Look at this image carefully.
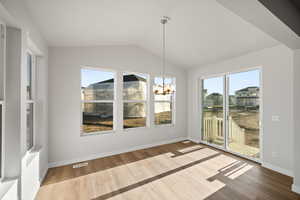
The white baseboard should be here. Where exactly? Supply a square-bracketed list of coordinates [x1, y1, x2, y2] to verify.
[292, 184, 300, 194]
[39, 167, 48, 185]
[188, 137, 200, 143]
[262, 162, 293, 177]
[48, 137, 188, 168]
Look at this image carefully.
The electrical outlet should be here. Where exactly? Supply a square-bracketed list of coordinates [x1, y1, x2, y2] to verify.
[272, 151, 278, 158]
[272, 115, 280, 121]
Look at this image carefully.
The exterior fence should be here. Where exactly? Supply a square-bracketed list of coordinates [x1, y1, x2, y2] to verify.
[203, 116, 245, 144]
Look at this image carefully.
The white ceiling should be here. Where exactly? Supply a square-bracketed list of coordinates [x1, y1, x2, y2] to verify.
[25, 0, 279, 68]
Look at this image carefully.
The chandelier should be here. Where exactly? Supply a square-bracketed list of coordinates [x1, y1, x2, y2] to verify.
[154, 16, 174, 96]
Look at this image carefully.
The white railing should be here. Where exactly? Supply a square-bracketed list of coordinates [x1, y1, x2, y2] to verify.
[203, 116, 245, 144]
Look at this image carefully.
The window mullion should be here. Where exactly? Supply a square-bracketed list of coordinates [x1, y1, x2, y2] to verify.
[123, 100, 146, 103]
[116, 71, 123, 131]
[83, 100, 113, 103]
[149, 76, 154, 127]
[154, 100, 172, 103]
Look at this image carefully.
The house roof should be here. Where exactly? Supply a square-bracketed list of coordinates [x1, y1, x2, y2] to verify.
[236, 86, 259, 93]
[91, 74, 146, 86]
[207, 93, 222, 97]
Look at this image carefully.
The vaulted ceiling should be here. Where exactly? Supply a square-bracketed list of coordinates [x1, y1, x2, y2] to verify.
[258, 0, 300, 37]
[25, 0, 279, 68]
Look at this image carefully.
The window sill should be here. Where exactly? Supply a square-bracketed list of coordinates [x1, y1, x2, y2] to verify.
[23, 145, 42, 167]
[0, 178, 18, 200]
[81, 130, 116, 137]
[154, 124, 175, 128]
[123, 126, 148, 132]
[80, 124, 175, 137]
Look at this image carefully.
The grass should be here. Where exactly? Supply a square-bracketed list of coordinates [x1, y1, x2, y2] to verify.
[82, 111, 172, 134]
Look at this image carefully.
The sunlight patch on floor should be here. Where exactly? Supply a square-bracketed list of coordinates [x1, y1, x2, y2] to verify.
[37, 144, 255, 200]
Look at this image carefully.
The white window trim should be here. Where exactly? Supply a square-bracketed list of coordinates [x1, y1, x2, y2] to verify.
[26, 50, 36, 152]
[123, 72, 149, 130]
[80, 67, 116, 136]
[0, 101, 3, 179]
[0, 21, 6, 181]
[79, 69, 178, 136]
[153, 77, 176, 126]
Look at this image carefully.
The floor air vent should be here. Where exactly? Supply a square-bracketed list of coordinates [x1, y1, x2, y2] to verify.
[73, 162, 88, 169]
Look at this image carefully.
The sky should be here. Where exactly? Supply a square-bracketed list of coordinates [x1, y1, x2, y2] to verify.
[203, 69, 260, 95]
[82, 69, 258, 92]
[81, 69, 114, 87]
[81, 68, 174, 87]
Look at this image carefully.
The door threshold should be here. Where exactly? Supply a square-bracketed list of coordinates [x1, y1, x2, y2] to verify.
[199, 141, 261, 164]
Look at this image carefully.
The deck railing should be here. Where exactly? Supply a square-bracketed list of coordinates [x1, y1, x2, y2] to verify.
[203, 116, 245, 144]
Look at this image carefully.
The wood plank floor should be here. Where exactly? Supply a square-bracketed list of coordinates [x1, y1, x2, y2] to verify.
[36, 141, 300, 200]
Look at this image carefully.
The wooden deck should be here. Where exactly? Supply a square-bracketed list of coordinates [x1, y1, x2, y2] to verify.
[36, 141, 300, 200]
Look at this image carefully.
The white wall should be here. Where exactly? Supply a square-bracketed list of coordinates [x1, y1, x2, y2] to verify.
[188, 45, 294, 175]
[4, 27, 22, 179]
[48, 45, 187, 166]
[293, 49, 300, 193]
[0, 0, 48, 199]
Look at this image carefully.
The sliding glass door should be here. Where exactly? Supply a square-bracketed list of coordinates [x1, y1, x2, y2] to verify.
[227, 70, 260, 159]
[202, 76, 224, 147]
[201, 69, 261, 161]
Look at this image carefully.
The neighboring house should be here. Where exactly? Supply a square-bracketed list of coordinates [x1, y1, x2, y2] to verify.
[82, 74, 172, 118]
[204, 93, 223, 107]
[203, 87, 258, 107]
[229, 95, 236, 105]
[235, 86, 259, 107]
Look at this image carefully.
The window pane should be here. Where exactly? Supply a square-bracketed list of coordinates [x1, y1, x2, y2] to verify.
[81, 69, 114, 101]
[82, 102, 113, 134]
[26, 103, 34, 150]
[123, 73, 147, 100]
[123, 102, 146, 128]
[155, 102, 172, 125]
[228, 70, 260, 159]
[154, 77, 175, 101]
[26, 54, 32, 100]
[202, 76, 224, 147]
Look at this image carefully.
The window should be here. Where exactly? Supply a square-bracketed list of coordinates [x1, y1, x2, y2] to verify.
[81, 68, 115, 134]
[153, 77, 176, 125]
[123, 73, 148, 129]
[26, 52, 35, 151]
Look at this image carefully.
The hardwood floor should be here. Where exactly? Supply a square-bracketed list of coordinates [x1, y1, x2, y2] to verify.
[36, 141, 300, 200]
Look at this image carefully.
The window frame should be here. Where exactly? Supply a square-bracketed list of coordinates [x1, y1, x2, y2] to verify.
[26, 50, 36, 152]
[0, 22, 5, 179]
[122, 71, 149, 130]
[0, 100, 3, 180]
[80, 67, 116, 136]
[153, 76, 176, 127]
[199, 67, 262, 163]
